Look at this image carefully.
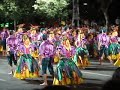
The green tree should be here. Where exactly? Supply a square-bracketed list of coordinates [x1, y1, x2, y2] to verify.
[16, 0, 35, 23]
[0, 0, 20, 30]
[34, 0, 69, 25]
[0, 0, 35, 29]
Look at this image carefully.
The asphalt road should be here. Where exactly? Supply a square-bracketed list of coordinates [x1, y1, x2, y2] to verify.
[0, 56, 117, 90]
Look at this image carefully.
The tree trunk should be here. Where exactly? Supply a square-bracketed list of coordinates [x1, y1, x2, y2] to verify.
[14, 20, 16, 31]
[103, 10, 109, 30]
[77, 0, 79, 27]
[72, 0, 75, 27]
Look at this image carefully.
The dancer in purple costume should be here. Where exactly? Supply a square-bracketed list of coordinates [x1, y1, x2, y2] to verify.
[74, 29, 90, 68]
[53, 35, 83, 85]
[14, 34, 39, 79]
[15, 25, 24, 47]
[0, 27, 9, 56]
[6, 30, 18, 75]
[97, 28, 111, 65]
[39, 34, 54, 85]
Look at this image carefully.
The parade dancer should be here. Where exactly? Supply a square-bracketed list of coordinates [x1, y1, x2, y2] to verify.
[47, 30, 58, 64]
[39, 34, 54, 85]
[87, 30, 94, 58]
[53, 36, 83, 85]
[114, 48, 120, 67]
[53, 29, 62, 63]
[108, 27, 120, 67]
[6, 31, 18, 75]
[29, 26, 39, 59]
[15, 24, 24, 47]
[74, 29, 90, 69]
[0, 27, 9, 56]
[93, 34, 99, 58]
[13, 34, 39, 79]
[48, 30, 56, 45]
[54, 29, 62, 47]
[29, 25, 39, 45]
[38, 28, 47, 41]
[0, 34, 3, 52]
[37, 28, 47, 46]
[108, 29, 119, 61]
[97, 27, 111, 65]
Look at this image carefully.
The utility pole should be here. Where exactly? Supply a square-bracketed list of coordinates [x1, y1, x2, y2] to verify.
[72, 0, 80, 27]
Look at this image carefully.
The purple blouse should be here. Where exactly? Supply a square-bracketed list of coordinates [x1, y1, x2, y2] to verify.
[57, 45, 76, 58]
[76, 38, 87, 48]
[1, 30, 9, 40]
[6, 35, 18, 52]
[39, 40, 54, 57]
[15, 32, 24, 46]
[97, 33, 110, 48]
[17, 44, 35, 54]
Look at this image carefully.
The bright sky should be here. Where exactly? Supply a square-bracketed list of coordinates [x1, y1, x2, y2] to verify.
[36, 0, 55, 3]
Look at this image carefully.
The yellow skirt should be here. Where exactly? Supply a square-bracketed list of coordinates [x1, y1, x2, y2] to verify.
[13, 67, 39, 80]
[110, 54, 120, 60]
[77, 57, 90, 68]
[114, 60, 120, 67]
[53, 72, 84, 85]
[114, 54, 120, 67]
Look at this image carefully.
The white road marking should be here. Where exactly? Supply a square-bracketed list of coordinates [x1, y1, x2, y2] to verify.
[82, 71, 112, 77]
[0, 78, 6, 81]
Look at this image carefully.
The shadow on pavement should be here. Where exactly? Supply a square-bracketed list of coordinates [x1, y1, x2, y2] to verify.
[33, 84, 102, 90]
[23, 78, 53, 85]
[85, 65, 117, 71]
[23, 77, 103, 90]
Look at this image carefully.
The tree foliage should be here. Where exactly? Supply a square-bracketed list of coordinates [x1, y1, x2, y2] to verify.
[34, 0, 69, 20]
[0, 0, 18, 21]
[0, 0, 35, 23]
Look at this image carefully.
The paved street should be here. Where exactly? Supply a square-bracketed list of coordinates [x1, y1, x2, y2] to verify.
[0, 56, 117, 90]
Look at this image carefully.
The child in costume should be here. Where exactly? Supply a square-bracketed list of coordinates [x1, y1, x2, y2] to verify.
[53, 36, 83, 85]
[74, 29, 90, 68]
[37, 28, 47, 45]
[108, 29, 120, 63]
[6, 30, 18, 75]
[86, 33, 94, 58]
[97, 27, 111, 65]
[108, 27, 120, 67]
[13, 34, 39, 79]
[39, 34, 54, 85]
[0, 33, 3, 52]
[15, 24, 24, 47]
[53, 29, 62, 64]
[54, 29, 62, 47]
[48, 30, 56, 45]
[29, 26, 39, 59]
[93, 33, 99, 58]
[0, 27, 9, 56]
[114, 51, 120, 67]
